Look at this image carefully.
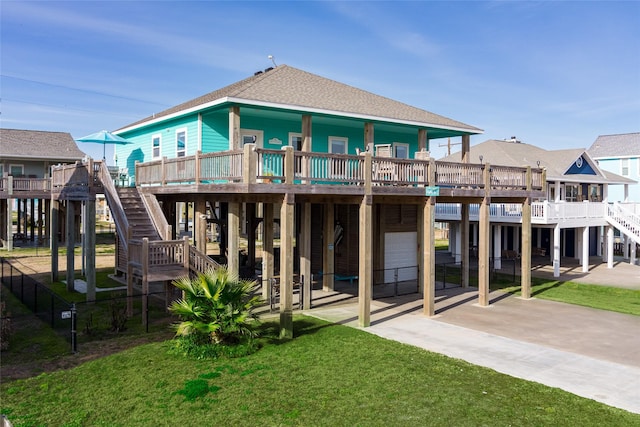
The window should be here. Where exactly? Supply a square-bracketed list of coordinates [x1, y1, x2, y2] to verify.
[589, 184, 600, 202]
[393, 143, 409, 159]
[289, 133, 303, 151]
[565, 184, 579, 202]
[0, 164, 3, 177]
[176, 128, 187, 157]
[152, 134, 161, 159]
[240, 129, 263, 148]
[329, 136, 347, 154]
[9, 164, 24, 177]
[621, 158, 629, 176]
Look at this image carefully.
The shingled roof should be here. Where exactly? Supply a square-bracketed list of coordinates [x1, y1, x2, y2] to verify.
[118, 65, 482, 134]
[440, 139, 634, 184]
[587, 132, 640, 158]
[0, 128, 86, 162]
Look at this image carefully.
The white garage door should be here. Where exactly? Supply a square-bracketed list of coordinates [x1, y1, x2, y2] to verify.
[384, 232, 418, 283]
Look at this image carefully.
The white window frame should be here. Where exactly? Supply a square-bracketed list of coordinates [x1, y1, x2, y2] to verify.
[289, 132, 303, 150]
[239, 129, 264, 148]
[152, 133, 162, 159]
[565, 183, 579, 202]
[328, 136, 348, 154]
[393, 142, 410, 159]
[621, 158, 629, 176]
[176, 128, 187, 158]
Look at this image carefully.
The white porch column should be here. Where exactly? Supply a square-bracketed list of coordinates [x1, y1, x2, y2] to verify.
[631, 242, 637, 266]
[607, 225, 614, 269]
[624, 184, 629, 202]
[448, 222, 456, 258]
[553, 223, 561, 277]
[493, 225, 502, 270]
[554, 181, 561, 202]
[472, 223, 478, 249]
[582, 226, 589, 273]
[575, 229, 582, 261]
[514, 225, 520, 255]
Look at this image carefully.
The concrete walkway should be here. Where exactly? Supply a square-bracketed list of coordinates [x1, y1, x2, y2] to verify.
[306, 288, 640, 414]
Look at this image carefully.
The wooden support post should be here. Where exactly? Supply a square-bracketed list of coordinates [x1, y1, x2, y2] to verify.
[280, 193, 295, 339]
[228, 202, 240, 276]
[243, 143, 257, 184]
[229, 106, 240, 150]
[323, 203, 335, 291]
[247, 202, 257, 271]
[521, 166, 533, 299]
[418, 129, 428, 152]
[358, 152, 373, 327]
[423, 196, 436, 317]
[300, 202, 312, 309]
[85, 199, 96, 303]
[6, 194, 13, 252]
[195, 199, 207, 253]
[51, 199, 59, 282]
[461, 134, 470, 164]
[66, 201, 75, 292]
[301, 115, 312, 183]
[262, 203, 274, 301]
[364, 122, 375, 153]
[478, 164, 491, 306]
[520, 199, 532, 298]
[141, 238, 149, 327]
[461, 203, 470, 288]
[282, 145, 294, 184]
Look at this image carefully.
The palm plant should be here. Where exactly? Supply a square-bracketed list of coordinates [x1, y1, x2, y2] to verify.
[169, 267, 262, 345]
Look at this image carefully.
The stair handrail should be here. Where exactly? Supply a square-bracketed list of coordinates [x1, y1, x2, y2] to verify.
[139, 191, 171, 240]
[606, 202, 640, 243]
[98, 161, 130, 251]
[614, 202, 640, 226]
[188, 245, 220, 277]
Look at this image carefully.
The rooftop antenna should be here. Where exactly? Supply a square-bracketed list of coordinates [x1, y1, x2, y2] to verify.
[268, 55, 277, 67]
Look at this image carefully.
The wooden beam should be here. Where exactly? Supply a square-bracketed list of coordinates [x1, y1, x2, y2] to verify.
[300, 202, 312, 309]
[423, 196, 436, 316]
[279, 193, 295, 339]
[323, 203, 335, 291]
[364, 122, 374, 153]
[358, 153, 373, 327]
[461, 134, 470, 163]
[521, 196, 532, 298]
[478, 164, 491, 306]
[418, 129, 428, 152]
[229, 106, 240, 150]
[262, 203, 274, 301]
[85, 199, 96, 303]
[227, 202, 240, 275]
[461, 203, 470, 288]
[50, 199, 59, 281]
[66, 201, 75, 293]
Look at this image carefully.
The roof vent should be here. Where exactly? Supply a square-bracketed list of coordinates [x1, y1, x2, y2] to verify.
[254, 70, 263, 76]
[264, 67, 274, 73]
[505, 136, 521, 143]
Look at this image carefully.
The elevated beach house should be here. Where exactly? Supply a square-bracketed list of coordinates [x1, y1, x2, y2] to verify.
[34, 65, 544, 337]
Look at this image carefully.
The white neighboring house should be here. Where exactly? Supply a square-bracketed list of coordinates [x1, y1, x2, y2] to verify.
[588, 132, 640, 202]
[438, 138, 639, 273]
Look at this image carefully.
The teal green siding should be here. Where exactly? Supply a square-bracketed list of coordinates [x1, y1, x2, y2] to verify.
[202, 110, 229, 152]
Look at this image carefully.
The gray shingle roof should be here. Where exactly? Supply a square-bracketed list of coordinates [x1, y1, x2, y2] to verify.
[440, 139, 635, 184]
[118, 65, 482, 133]
[0, 128, 86, 161]
[587, 132, 640, 158]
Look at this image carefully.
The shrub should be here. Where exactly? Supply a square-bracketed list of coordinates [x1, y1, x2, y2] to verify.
[169, 266, 263, 348]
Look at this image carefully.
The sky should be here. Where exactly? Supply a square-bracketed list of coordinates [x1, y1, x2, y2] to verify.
[2, 1, 639, 162]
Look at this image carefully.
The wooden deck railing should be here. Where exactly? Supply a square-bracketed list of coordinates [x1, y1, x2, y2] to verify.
[134, 145, 545, 192]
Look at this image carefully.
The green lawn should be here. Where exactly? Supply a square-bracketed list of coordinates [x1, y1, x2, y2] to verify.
[2, 316, 638, 427]
[493, 278, 640, 316]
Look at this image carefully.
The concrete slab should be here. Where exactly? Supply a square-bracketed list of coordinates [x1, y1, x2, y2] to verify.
[307, 290, 640, 414]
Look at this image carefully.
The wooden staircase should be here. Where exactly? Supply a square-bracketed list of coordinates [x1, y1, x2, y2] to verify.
[117, 187, 162, 241]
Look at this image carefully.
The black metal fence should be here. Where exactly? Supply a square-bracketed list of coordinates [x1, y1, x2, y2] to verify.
[1, 257, 177, 355]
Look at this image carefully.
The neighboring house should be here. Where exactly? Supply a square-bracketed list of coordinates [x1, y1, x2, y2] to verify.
[588, 132, 640, 202]
[439, 138, 639, 272]
[0, 128, 87, 248]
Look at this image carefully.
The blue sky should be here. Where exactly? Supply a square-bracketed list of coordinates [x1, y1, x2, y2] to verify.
[2, 1, 639, 161]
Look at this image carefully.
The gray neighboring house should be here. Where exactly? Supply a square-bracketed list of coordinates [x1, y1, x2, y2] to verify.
[0, 128, 87, 177]
[1, 128, 87, 248]
[588, 132, 640, 202]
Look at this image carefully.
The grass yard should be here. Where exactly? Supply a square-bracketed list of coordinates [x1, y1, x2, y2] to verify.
[493, 278, 640, 316]
[1, 316, 638, 427]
